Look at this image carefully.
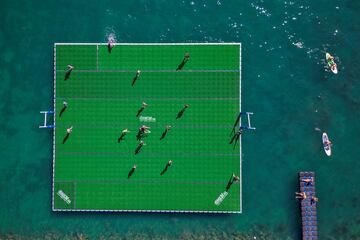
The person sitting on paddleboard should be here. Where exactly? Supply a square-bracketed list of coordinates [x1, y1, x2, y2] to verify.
[330, 62, 337, 71]
[327, 55, 337, 70]
[324, 139, 332, 146]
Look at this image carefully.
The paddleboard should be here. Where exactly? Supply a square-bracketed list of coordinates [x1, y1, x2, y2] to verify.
[326, 53, 338, 74]
[322, 132, 331, 156]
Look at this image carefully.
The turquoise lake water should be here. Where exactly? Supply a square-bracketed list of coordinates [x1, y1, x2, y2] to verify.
[1, 0, 360, 239]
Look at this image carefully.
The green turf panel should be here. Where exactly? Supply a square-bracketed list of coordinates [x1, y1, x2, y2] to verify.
[55, 71, 239, 99]
[74, 181, 240, 211]
[56, 45, 97, 70]
[55, 155, 239, 183]
[98, 44, 239, 70]
[54, 99, 239, 127]
[54, 182, 75, 209]
[55, 126, 238, 153]
[53, 43, 241, 213]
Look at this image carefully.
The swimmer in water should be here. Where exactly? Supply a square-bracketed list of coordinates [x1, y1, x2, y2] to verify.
[327, 54, 337, 71]
[108, 40, 115, 53]
[293, 42, 303, 48]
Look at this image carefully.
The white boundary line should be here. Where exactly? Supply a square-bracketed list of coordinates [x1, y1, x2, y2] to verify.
[52, 42, 242, 214]
[73, 181, 76, 209]
[53, 124, 235, 129]
[52, 44, 57, 211]
[55, 42, 241, 46]
[55, 69, 239, 72]
[96, 44, 99, 71]
[60, 152, 240, 157]
[56, 97, 239, 101]
[239, 43, 242, 213]
[52, 209, 241, 213]
[56, 179, 240, 184]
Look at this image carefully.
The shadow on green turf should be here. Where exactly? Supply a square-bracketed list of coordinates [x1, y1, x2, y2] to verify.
[136, 108, 144, 117]
[135, 145, 144, 154]
[176, 54, 190, 71]
[128, 168, 136, 178]
[131, 75, 139, 86]
[62, 133, 70, 144]
[59, 106, 67, 118]
[176, 109, 185, 119]
[160, 130, 168, 140]
[160, 164, 170, 175]
[64, 71, 72, 81]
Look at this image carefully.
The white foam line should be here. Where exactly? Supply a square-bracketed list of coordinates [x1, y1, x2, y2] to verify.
[52, 44, 57, 211]
[96, 44, 99, 71]
[55, 42, 241, 46]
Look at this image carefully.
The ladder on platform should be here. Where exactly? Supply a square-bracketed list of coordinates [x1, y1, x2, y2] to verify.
[39, 111, 54, 129]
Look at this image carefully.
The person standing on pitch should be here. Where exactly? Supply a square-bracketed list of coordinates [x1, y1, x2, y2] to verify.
[139, 125, 150, 133]
[63, 126, 73, 144]
[107, 40, 115, 53]
[176, 104, 189, 119]
[64, 65, 74, 81]
[176, 52, 190, 71]
[232, 174, 240, 183]
[160, 125, 172, 140]
[132, 70, 141, 86]
[137, 125, 151, 140]
[226, 173, 240, 191]
[59, 101, 68, 117]
[118, 128, 130, 142]
[136, 102, 148, 117]
[136, 128, 142, 141]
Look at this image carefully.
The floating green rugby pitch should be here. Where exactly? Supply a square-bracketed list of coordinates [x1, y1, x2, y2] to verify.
[52, 43, 242, 213]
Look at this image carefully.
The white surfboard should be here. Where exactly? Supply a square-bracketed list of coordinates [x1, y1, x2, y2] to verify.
[322, 132, 331, 156]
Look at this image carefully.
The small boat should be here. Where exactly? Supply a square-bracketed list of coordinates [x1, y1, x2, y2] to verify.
[326, 53, 338, 74]
[322, 132, 332, 156]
